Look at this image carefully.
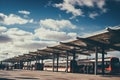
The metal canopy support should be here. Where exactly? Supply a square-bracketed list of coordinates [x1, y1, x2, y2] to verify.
[73, 49, 76, 61]
[41, 59, 43, 64]
[36, 56, 38, 63]
[0, 61, 2, 64]
[38, 60, 41, 63]
[95, 46, 98, 75]
[28, 61, 30, 70]
[102, 47, 105, 75]
[66, 52, 69, 73]
[19, 61, 23, 69]
[56, 54, 59, 72]
[52, 53, 55, 72]
[77, 37, 120, 51]
[71, 48, 76, 73]
[29, 61, 31, 70]
[27, 61, 29, 70]
[23, 62, 25, 70]
[38, 56, 41, 63]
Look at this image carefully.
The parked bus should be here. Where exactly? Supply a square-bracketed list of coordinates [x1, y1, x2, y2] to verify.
[77, 57, 120, 74]
[44, 57, 120, 74]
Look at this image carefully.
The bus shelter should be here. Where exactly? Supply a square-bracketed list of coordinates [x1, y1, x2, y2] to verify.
[1, 27, 120, 75]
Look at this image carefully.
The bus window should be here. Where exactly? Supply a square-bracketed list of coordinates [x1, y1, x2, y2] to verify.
[105, 61, 110, 68]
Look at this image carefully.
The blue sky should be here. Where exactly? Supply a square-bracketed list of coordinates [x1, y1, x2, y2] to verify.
[0, 0, 120, 60]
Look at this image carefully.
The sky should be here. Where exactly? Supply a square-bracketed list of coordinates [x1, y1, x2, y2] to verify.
[0, 0, 120, 60]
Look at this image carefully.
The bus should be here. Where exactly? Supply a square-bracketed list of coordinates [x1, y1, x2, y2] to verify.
[76, 57, 120, 74]
[44, 57, 120, 74]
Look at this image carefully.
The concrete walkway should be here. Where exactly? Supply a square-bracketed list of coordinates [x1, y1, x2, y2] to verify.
[0, 70, 120, 80]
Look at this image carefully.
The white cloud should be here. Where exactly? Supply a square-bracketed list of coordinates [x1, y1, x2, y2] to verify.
[54, 0, 83, 18]
[18, 10, 30, 15]
[0, 18, 78, 60]
[4, 28, 34, 42]
[29, 19, 34, 23]
[89, 13, 99, 19]
[14, 40, 57, 50]
[54, 0, 106, 19]
[0, 35, 12, 43]
[40, 19, 76, 31]
[0, 26, 7, 33]
[0, 27, 59, 60]
[0, 39, 58, 60]
[0, 13, 34, 25]
[0, 26, 12, 43]
[35, 28, 77, 41]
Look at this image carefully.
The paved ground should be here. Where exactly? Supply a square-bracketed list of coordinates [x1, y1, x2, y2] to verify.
[0, 70, 120, 80]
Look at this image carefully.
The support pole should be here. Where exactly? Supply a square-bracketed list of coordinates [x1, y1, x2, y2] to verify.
[29, 61, 31, 70]
[36, 56, 38, 63]
[71, 48, 76, 73]
[73, 50, 76, 61]
[66, 52, 69, 73]
[27, 61, 29, 70]
[23, 62, 25, 70]
[102, 47, 105, 75]
[56, 54, 59, 72]
[38, 60, 40, 63]
[0, 61, 2, 64]
[41, 59, 43, 64]
[52, 53, 55, 72]
[28, 61, 30, 70]
[95, 46, 98, 75]
[19, 61, 21, 69]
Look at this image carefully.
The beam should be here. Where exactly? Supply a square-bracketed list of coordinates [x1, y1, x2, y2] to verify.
[77, 37, 120, 51]
[107, 27, 120, 34]
[48, 46, 90, 56]
[60, 42, 95, 51]
[47, 46, 69, 51]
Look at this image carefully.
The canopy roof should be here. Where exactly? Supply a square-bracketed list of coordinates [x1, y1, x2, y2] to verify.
[2, 26, 120, 62]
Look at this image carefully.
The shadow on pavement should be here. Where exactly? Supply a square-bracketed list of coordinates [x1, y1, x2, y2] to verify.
[15, 77, 39, 79]
[100, 74, 120, 77]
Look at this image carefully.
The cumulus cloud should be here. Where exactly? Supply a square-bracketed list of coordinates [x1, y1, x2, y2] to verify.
[54, 0, 83, 19]
[18, 10, 30, 15]
[0, 13, 4, 22]
[54, 0, 106, 19]
[0, 19, 78, 60]
[89, 12, 99, 19]
[0, 35, 12, 43]
[40, 19, 76, 31]
[4, 28, 34, 42]
[0, 13, 33, 25]
[14, 40, 57, 50]
[0, 27, 59, 60]
[0, 26, 7, 33]
[35, 28, 77, 41]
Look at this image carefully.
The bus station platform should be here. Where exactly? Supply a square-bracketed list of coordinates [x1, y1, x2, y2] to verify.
[0, 70, 120, 80]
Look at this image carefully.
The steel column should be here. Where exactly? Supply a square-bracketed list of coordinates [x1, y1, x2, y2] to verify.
[52, 53, 55, 72]
[95, 46, 98, 75]
[102, 47, 105, 75]
[56, 54, 59, 72]
[66, 52, 69, 73]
